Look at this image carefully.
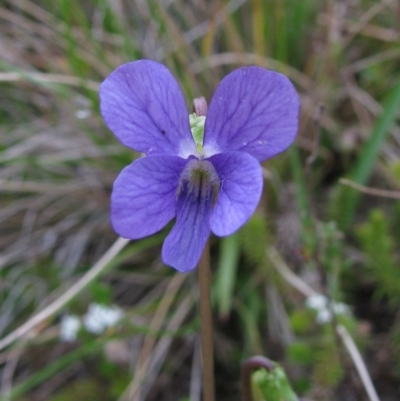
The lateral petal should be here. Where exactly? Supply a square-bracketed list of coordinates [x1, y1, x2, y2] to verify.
[208, 151, 263, 236]
[111, 155, 186, 239]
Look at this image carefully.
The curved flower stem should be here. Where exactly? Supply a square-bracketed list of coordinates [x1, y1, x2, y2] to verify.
[198, 241, 215, 401]
[241, 356, 275, 401]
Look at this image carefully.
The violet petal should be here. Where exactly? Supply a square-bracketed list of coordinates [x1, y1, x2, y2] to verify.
[208, 151, 263, 236]
[100, 60, 197, 157]
[203, 67, 299, 162]
[111, 155, 186, 239]
[162, 185, 212, 272]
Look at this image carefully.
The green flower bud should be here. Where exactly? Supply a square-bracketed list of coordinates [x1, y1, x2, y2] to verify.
[251, 365, 298, 401]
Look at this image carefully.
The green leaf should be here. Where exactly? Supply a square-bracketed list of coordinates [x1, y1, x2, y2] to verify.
[251, 365, 298, 401]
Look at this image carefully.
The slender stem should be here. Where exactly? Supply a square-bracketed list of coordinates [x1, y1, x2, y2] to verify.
[198, 241, 215, 401]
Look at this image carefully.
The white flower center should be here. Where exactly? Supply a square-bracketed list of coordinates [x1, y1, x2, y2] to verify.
[177, 159, 220, 205]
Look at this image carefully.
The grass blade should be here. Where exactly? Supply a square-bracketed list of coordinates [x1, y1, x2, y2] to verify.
[214, 232, 240, 320]
[335, 77, 400, 229]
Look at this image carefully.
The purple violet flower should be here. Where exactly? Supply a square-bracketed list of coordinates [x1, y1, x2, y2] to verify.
[100, 60, 299, 272]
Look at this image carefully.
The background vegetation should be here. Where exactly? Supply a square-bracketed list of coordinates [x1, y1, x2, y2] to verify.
[0, 0, 400, 400]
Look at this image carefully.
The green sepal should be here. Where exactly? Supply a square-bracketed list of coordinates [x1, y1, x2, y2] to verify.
[189, 113, 206, 153]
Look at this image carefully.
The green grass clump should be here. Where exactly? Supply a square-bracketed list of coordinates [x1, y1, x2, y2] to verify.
[356, 208, 400, 305]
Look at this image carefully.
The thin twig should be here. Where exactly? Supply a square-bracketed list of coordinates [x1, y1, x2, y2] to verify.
[267, 246, 381, 401]
[0, 72, 100, 91]
[0, 344, 24, 398]
[0, 179, 85, 194]
[343, 0, 396, 45]
[336, 325, 380, 401]
[0, 237, 129, 352]
[339, 178, 400, 200]
[189, 52, 313, 91]
[343, 48, 400, 74]
[261, 167, 273, 180]
[119, 273, 187, 401]
[268, 247, 318, 298]
[135, 294, 194, 401]
[198, 242, 215, 401]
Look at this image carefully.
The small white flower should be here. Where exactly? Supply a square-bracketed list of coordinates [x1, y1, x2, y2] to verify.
[305, 295, 328, 311]
[60, 315, 81, 342]
[83, 303, 123, 335]
[305, 295, 350, 325]
[334, 303, 350, 315]
[316, 309, 332, 324]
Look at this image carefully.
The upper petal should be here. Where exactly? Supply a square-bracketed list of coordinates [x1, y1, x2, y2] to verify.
[111, 155, 186, 239]
[208, 151, 263, 236]
[162, 183, 212, 273]
[203, 67, 300, 162]
[100, 60, 197, 157]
